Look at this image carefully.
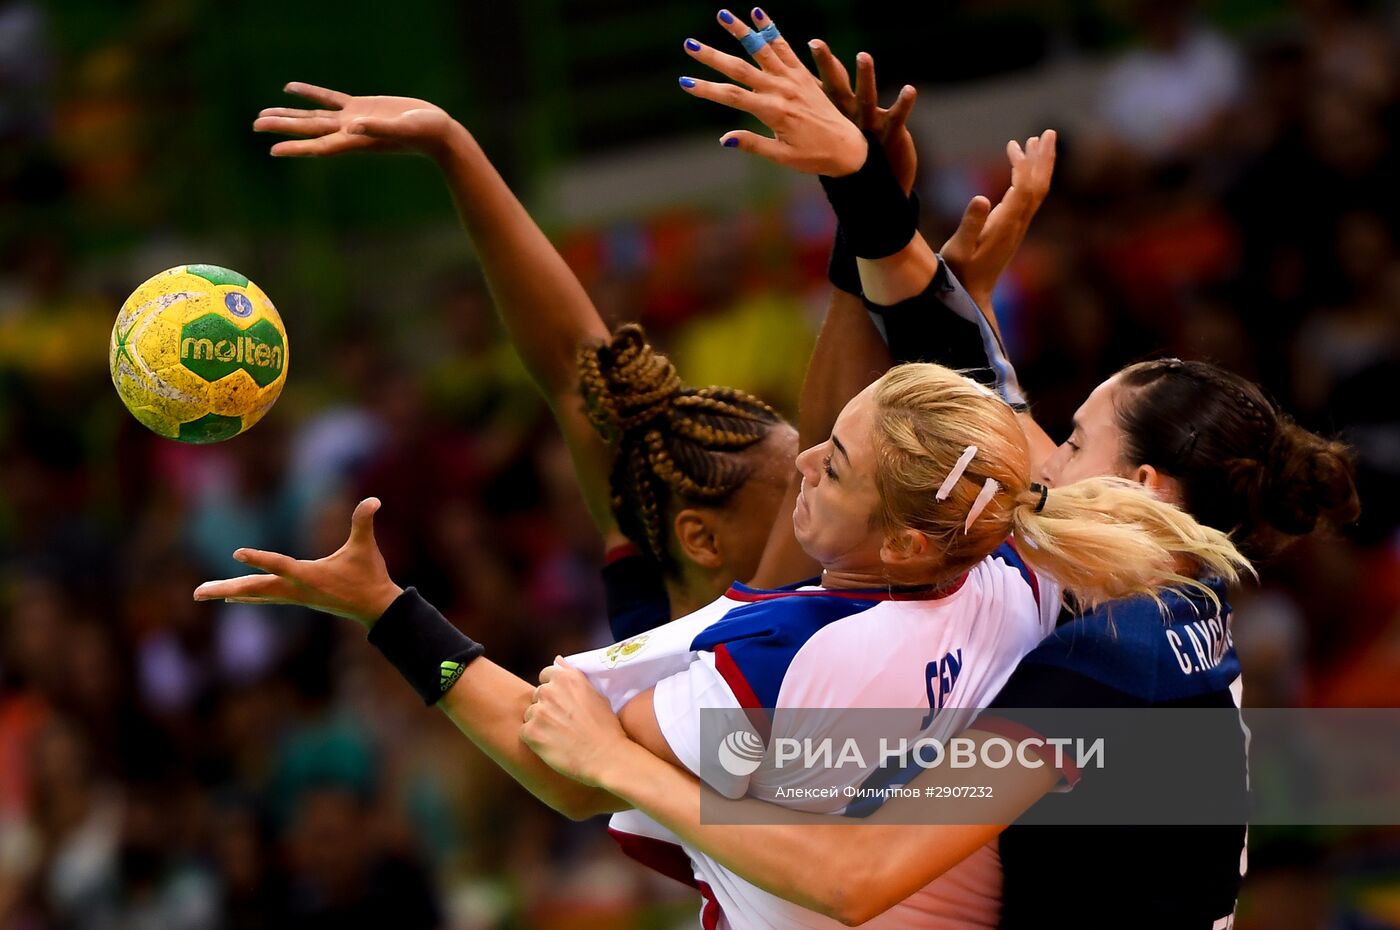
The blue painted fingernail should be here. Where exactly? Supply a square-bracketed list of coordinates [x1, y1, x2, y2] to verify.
[753, 7, 766, 21]
[722, 137, 739, 148]
[679, 76, 696, 88]
[685, 38, 701, 51]
[719, 9, 735, 24]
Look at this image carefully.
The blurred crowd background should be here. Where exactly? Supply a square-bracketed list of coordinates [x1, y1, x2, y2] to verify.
[1, 0, 1399, 927]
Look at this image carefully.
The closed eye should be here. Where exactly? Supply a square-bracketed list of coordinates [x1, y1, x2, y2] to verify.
[822, 454, 838, 480]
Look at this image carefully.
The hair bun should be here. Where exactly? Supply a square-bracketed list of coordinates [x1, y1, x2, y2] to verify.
[1248, 421, 1361, 539]
[578, 324, 681, 439]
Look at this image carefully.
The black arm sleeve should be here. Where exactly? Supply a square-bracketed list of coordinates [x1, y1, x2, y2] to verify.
[863, 261, 1028, 410]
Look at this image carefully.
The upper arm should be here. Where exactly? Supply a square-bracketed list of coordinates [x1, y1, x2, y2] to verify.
[1017, 410, 1057, 477]
[746, 471, 816, 588]
[625, 657, 757, 799]
[548, 385, 621, 539]
[618, 686, 684, 770]
[751, 289, 890, 588]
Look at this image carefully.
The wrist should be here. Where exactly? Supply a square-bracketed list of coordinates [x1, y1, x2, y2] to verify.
[828, 132, 869, 178]
[363, 582, 405, 630]
[591, 738, 658, 793]
[819, 133, 916, 260]
[427, 119, 474, 163]
[367, 588, 485, 705]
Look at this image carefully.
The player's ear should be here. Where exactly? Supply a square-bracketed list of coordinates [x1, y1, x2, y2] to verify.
[674, 509, 724, 570]
[1132, 463, 1184, 506]
[879, 528, 930, 567]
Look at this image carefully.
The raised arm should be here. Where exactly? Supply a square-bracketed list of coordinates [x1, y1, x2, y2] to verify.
[742, 35, 912, 587]
[522, 660, 1058, 926]
[193, 500, 625, 821]
[254, 85, 620, 539]
[681, 16, 1058, 518]
[743, 51, 1055, 585]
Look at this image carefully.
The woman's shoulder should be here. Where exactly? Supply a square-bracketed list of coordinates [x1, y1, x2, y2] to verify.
[1010, 583, 1237, 705]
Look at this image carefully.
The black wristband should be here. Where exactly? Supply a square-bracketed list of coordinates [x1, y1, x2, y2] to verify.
[368, 587, 485, 706]
[829, 190, 921, 296]
[827, 226, 863, 295]
[818, 132, 915, 259]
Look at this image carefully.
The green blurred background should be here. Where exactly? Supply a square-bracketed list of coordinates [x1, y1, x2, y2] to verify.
[2, 0, 1399, 927]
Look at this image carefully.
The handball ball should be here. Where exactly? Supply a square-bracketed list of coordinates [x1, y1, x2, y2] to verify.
[109, 264, 289, 443]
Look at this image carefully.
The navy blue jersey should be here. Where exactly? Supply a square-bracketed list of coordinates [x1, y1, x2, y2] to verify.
[600, 545, 671, 641]
[989, 580, 1248, 930]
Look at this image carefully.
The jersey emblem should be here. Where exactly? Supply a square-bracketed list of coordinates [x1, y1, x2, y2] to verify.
[605, 633, 651, 668]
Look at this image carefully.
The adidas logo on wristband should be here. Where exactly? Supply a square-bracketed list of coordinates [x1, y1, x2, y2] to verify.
[440, 660, 466, 693]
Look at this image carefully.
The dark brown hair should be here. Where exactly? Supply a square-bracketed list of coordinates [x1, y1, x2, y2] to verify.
[1115, 359, 1360, 558]
[578, 324, 785, 573]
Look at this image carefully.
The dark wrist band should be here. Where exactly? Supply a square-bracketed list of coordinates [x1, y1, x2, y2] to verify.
[368, 587, 484, 706]
[818, 132, 915, 259]
[829, 190, 921, 295]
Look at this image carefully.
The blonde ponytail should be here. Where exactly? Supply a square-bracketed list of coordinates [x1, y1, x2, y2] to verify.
[870, 364, 1253, 612]
[1008, 478, 1253, 612]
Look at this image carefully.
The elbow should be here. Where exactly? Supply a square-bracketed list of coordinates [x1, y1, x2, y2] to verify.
[547, 787, 615, 822]
[824, 865, 896, 927]
[550, 796, 603, 822]
[833, 901, 883, 927]
[801, 873, 864, 927]
[827, 892, 875, 928]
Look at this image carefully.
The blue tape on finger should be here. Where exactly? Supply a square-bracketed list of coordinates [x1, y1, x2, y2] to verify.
[757, 22, 781, 43]
[739, 30, 769, 55]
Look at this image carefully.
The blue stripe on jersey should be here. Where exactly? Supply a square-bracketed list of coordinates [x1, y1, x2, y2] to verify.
[990, 541, 1038, 608]
[1013, 579, 1237, 703]
[727, 576, 823, 597]
[690, 594, 884, 710]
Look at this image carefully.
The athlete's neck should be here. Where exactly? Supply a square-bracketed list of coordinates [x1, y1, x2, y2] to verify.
[819, 564, 961, 592]
[665, 574, 723, 620]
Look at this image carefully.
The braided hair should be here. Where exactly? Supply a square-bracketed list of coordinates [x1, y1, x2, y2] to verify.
[578, 324, 785, 573]
[1115, 359, 1360, 559]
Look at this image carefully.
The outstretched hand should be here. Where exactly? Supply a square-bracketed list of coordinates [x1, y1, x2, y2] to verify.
[941, 130, 1057, 311]
[521, 658, 631, 787]
[680, 8, 868, 176]
[193, 498, 403, 629]
[807, 42, 917, 195]
[253, 83, 460, 159]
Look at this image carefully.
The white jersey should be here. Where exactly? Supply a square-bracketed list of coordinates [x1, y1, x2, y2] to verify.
[568, 543, 1061, 930]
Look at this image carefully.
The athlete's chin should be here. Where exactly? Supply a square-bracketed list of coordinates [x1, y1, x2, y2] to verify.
[792, 511, 812, 547]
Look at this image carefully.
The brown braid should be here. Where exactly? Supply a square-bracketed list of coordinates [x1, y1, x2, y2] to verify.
[578, 324, 786, 572]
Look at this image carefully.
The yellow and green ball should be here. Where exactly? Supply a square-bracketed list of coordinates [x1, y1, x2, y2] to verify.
[109, 264, 289, 443]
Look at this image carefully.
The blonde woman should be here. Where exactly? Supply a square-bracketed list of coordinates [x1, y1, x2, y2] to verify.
[513, 10, 1360, 930]
[195, 359, 1246, 928]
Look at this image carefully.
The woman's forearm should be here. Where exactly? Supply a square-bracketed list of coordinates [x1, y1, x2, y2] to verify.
[432, 122, 610, 396]
[856, 234, 942, 308]
[598, 741, 868, 920]
[430, 122, 618, 533]
[439, 659, 627, 820]
[750, 288, 889, 588]
[595, 729, 1054, 925]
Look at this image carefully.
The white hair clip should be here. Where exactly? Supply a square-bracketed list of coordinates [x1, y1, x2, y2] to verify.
[964, 479, 1000, 533]
[937, 445, 978, 501]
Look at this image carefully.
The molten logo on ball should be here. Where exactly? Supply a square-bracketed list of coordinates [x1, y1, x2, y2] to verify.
[179, 315, 285, 387]
[109, 264, 290, 444]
